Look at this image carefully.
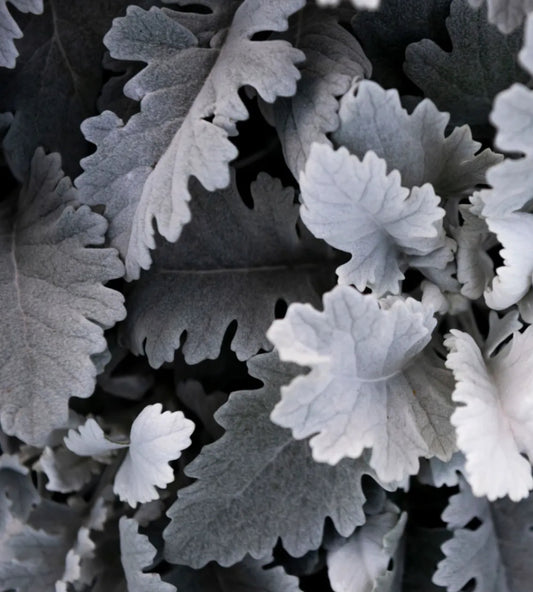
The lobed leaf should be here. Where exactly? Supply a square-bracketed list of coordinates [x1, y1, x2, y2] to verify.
[0, 149, 125, 445]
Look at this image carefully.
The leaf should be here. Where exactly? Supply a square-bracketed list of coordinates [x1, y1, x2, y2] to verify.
[119, 517, 176, 592]
[269, 6, 371, 177]
[467, 0, 533, 34]
[300, 144, 449, 296]
[65, 404, 195, 506]
[0, 455, 38, 531]
[475, 14, 533, 312]
[316, 0, 381, 8]
[164, 352, 382, 568]
[352, 0, 451, 91]
[332, 79, 501, 200]
[418, 452, 465, 488]
[0, 496, 105, 592]
[0, 0, 136, 180]
[167, 557, 303, 592]
[405, 0, 527, 130]
[123, 172, 335, 367]
[326, 502, 406, 592]
[434, 478, 533, 591]
[0, 0, 42, 68]
[0, 148, 125, 445]
[445, 319, 533, 501]
[77, 1, 306, 280]
[267, 285, 456, 483]
[38, 446, 101, 494]
[453, 195, 495, 300]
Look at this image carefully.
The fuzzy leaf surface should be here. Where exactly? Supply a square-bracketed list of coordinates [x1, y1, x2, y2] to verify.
[164, 352, 380, 568]
[468, 0, 533, 33]
[0, 0, 42, 68]
[352, 0, 451, 91]
[271, 7, 371, 177]
[120, 517, 176, 592]
[268, 286, 455, 483]
[300, 144, 448, 296]
[0, 0, 136, 179]
[78, 1, 305, 279]
[124, 173, 334, 366]
[434, 479, 533, 591]
[0, 149, 125, 445]
[332, 79, 501, 199]
[167, 558, 303, 592]
[405, 0, 527, 129]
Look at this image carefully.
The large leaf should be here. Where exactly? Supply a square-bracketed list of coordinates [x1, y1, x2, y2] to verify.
[267, 285, 455, 483]
[0, 149, 125, 445]
[468, 0, 533, 33]
[332, 79, 501, 200]
[299, 144, 449, 296]
[434, 478, 533, 591]
[124, 172, 335, 366]
[164, 352, 381, 568]
[0, 0, 137, 180]
[405, 0, 527, 129]
[77, 1, 305, 280]
[270, 6, 371, 178]
[445, 314, 533, 501]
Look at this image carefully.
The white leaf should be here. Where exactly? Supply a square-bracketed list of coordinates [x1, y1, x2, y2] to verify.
[64, 419, 127, 458]
[300, 145, 449, 296]
[476, 14, 533, 311]
[445, 323, 533, 501]
[114, 404, 195, 507]
[316, 0, 380, 8]
[267, 285, 455, 483]
[66, 405, 195, 506]
[327, 502, 406, 592]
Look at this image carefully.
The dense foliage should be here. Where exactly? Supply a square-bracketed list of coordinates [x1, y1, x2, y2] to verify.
[2, 0, 533, 590]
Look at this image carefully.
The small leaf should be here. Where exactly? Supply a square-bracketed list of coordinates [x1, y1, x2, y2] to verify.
[327, 502, 406, 592]
[120, 517, 176, 592]
[66, 404, 195, 507]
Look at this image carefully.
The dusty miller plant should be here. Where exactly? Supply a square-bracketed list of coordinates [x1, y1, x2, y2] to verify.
[1, 0, 533, 590]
